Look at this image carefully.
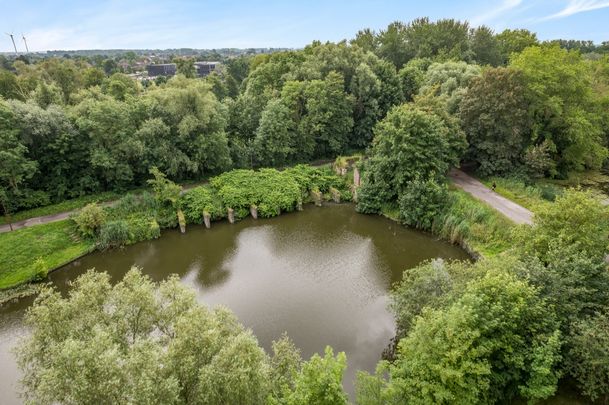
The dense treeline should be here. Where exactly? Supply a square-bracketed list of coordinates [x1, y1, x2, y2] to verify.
[2, 18, 609, 220]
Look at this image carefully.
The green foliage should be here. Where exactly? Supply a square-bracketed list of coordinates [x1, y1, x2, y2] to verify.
[287, 346, 348, 405]
[254, 98, 297, 166]
[269, 334, 302, 404]
[16, 269, 270, 404]
[515, 189, 609, 262]
[211, 169, 301, 218]
[97, 219, 130, 249]
[31, 257, 48, 282]
[418, 61, 481, 113]
[389, 259, 480, 341]
[147, 166, 182, 207]
[381, 263, 561, 404]
[567, 310, 609, 403]
[179, 186, 224, 223]
[73, 202, 106, 238]
[459, 67, 532, 176]
[510, 46, 608, 173]
[432, 189, 514, 256]
[357, 103, 461, 214]
[496, 29, 539, 64]
[398, 177, 449, 230]
[101, 72, 140, 100]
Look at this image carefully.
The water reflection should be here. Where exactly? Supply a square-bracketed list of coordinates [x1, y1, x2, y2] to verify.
[0, 204, 468, 403]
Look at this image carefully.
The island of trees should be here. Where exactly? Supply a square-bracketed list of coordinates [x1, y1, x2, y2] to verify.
[1, 17, 609, 404]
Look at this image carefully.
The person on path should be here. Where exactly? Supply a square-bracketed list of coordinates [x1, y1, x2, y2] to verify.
[491, 181, 497, 191]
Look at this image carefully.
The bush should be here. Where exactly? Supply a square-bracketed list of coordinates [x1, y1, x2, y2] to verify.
[211, 169, 302, 219]
[398, 178, 448, 230]
[179, 186, 224, 224]
[125, 216, 160, 244]
[73, 203, 107, 238]
[98, 220, 130, 250]
[568, 311, 609, 403]
[31, 258, 48, 282]
[17, 190, 51, 210]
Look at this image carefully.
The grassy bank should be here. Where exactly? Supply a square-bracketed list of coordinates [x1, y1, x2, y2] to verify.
[382, 188, 515, 258]
[0, 220, 94, 290]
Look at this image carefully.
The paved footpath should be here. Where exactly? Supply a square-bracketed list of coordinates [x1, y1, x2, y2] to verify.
[449, 168, 534, 225]
[0, 183, 202, 234]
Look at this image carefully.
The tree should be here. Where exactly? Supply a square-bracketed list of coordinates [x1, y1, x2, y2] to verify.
[376, 269, 561, 404]
[418, 60, 481, 113]
[398, 176, 449, 230]
[496, 28, 539, 64]
[101, 73, 140, 100]
[398, 60, 425, 102]
[175, 58, 196, 78]
[253, 99, 297, 166]
[286, 346, 348, 405]
[0, 102, 37, 229]
[269, 334, 302, 403]
[459, 67, 532, 175]
[567, 310, 609, 403]
[40, 58, 82, 104]
[376, 21, 409, 68]
[516, 189, 609, 263]
[351, 28, 378, 53]
[83, 67, 106, 87]
[147, 166, 182, 207]
[0, 68, 24, 100]
[16, 268, 272, 404]
[300, 72, 354, 157]
[357, 104, 459, 213]
[32, 81, 62, 108]
[351, 63, 382, 147]
[73, 203, 107, 238]
[510, 45, 607, 174]
[469, 25, 502, 66]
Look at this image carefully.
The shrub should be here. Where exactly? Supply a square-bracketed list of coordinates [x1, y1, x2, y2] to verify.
[398, 178, 448, 230]
[568, 311, 609, 403]
[125, 216, 160, 244]
[31, 258, 48, 282]
[211, 169, 302, 219]
[73, 203, 107, 238]
[98, 220, 130, 250]
[179, 186, 224, 224]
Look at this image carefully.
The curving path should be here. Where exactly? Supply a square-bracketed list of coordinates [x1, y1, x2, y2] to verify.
[448, 168, 534, 225]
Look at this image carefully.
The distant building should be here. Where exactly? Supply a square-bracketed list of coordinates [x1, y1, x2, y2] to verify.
[146, 63, 176, 77]
[194, 61, 220, 77]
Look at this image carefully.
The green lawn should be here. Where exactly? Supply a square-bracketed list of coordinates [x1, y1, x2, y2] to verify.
[0, 220, 94, 290]
[0, 191, 123, 226]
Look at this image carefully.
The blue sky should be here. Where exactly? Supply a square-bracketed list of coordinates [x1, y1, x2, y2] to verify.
[1, 0, 608, 52]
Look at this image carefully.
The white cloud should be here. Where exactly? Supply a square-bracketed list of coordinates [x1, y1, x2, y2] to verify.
[470, 0, 524, 25]
[541, 0, 609, 20]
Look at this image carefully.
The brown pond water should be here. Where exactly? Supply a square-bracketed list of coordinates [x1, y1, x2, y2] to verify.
[0, 204, 470, 403]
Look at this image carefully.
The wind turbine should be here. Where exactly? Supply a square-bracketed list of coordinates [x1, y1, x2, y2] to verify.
[5, 32, 18, 55]
[22, 34, 29, 53]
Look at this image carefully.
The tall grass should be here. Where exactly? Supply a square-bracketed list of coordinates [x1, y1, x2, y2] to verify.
[432, 189, 514, 257]
[482, 177, 561, 211]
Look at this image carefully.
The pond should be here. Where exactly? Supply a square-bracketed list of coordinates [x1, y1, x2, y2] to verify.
[0, 204, 469, 403]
